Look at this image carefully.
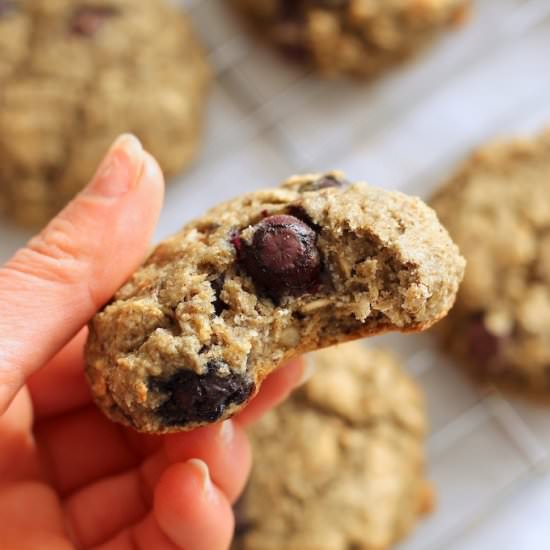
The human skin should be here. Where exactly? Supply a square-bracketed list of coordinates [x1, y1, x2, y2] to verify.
[0, 135, 306, 550]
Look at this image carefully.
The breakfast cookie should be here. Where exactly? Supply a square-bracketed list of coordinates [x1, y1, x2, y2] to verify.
[233, 0, 469, 78]
[0, 0, 210, 227]
[86, 172, 464, 433]
[432, 131, 550, 397]
[234, 342, 432, 550]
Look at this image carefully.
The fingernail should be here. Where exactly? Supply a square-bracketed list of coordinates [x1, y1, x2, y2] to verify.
[85, 134, 144, 197]
[139, 151, 163, 188]
[187, 459, 214, 499]
[219, 419, 234, 446]
[298, 354, 317, 387]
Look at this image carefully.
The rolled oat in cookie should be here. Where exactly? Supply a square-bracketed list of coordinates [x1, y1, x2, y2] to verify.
[85, 172, 465, 433]
[233, 342, 433, 550]
[432, 130, 550, 398]
[232, 0, 470, 78]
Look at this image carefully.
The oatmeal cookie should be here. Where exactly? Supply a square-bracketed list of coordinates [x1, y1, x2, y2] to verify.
[0, 0, 210, 226]
[233, 0, 469, 78]
[86, 172, 464, 432]
[234, 342, 432, 550]
[432, 131, 550, 397]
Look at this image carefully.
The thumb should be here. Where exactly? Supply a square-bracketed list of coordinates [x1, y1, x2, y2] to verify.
[0, 134, 164, 413]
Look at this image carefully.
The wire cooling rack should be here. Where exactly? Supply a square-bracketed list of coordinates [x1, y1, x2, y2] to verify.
[2, 1, 550, 548]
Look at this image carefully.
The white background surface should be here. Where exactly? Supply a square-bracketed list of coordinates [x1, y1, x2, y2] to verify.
[2, 1, 550, 548]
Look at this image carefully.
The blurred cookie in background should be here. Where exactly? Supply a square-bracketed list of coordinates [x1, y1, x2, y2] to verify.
[0, 0, 210, 227]
[234, 341, 432, 550]
[432, 130, 550, 399]
[232, 0, 469, 78]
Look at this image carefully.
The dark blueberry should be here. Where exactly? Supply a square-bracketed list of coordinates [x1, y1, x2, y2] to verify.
[279, 0, 301, 19]
[299, 174, 348, 192]
[151, 361, 255, 427]
[211, 275, 228, 316]
[0, 0, 16, 17]
[272, 21, 311, 63]
[70, 6, 118, 37]
[318, 0, 349, 8]
[467, 318, 501, 365]
[237, 215, 321, 298]
[230, 229, 243, 253]
[279, 41, 311, 63]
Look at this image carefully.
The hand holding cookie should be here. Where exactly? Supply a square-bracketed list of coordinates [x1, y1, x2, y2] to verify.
[0, 135, 306, 550]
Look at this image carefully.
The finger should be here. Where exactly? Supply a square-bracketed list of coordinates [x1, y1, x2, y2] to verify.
[66, 450, 172, 548]
[0, 134, 165, 414]
[94, 515, 179, 550]
[0, 481, 73, 550]
[154, 460, 234, 550]
[164, 419, 251, 503]
[93, 461, 233, 550]
[35, 406, 137, 495]
[27, 329, 91, 420]
[68, 420, 251, 546]
[0, 386, 42, 483]
[66, 464, 151, 548]
[236, 357, 308, 427]
[67, 447, 188, 548]
[122, 428, 164, 460]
